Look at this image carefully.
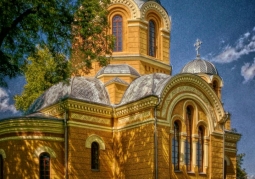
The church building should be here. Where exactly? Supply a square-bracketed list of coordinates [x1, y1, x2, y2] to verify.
[0, 0, 241, 178]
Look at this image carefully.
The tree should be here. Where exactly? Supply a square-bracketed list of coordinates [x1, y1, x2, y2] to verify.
[71, 0, 114, 74]
[236, 153, 248, 179]
[14, 46, 70, 112]
[0, 0, 113, 86]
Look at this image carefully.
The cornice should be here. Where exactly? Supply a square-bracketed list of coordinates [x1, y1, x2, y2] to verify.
[110, 55, 171, 70]
[42, 99, 113, 118]
[70, 112, 111, 126]
[0, 119, 64, 135]
[0, 136, 64, 142]
[225, 132, 241, 142]
[67, 121, 112, 132]
[115, 96, 158, 117]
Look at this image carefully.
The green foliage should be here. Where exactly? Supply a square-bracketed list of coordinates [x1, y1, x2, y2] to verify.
[14, 46, 71, 112]
[237, 153, 248, 179]
[0, 0, 113, 86]
[72, 0, 114, 74]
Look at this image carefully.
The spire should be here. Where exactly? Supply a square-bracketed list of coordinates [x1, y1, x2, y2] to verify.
[194, 39, 202, 58]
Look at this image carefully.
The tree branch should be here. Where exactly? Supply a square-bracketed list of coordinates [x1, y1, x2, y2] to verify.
[0, 6, 38, 47]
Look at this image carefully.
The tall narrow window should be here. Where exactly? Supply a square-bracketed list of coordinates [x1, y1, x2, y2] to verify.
[185, 106, 192, 171]
[172, 122, 180, 170]
[197, 127, 204, 172]
[112, 15, 123, 52]
[91, 142, 99, 170]
[148, 20, 156, 57]
[224, 160, 227, 179]
[39, 152, 50, 179]
[0, 155, 3, 179]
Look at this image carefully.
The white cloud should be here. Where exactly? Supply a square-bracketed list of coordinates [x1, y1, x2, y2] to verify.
[241, 59, 255, 83]
[212, 28, 255, 63]
[248, 175, 255, 179]
[0, 88, 18, 113]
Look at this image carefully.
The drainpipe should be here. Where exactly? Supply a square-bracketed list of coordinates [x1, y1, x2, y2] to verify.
[154, 96, 161, 179]
[220, 112, 229, 179]
[64, 109, 68, 179]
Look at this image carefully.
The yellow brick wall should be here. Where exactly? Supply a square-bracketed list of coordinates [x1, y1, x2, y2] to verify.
[0, 140, 64, 179]
[115, 123, 155, 178]
[68, 126, 113, 179]
[210, 134, 224, 179]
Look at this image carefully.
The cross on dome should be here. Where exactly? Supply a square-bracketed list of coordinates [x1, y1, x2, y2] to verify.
[194, 39, 202, 58]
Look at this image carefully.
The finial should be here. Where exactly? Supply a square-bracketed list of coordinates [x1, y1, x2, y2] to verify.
[194, 39, 202, 58]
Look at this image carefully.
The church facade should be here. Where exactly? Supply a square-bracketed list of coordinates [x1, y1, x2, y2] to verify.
[0, 0, 241, 179]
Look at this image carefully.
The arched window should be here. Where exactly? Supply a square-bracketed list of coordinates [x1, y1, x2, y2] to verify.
[197, 126, 204, 172]
[39, 152, 50, 179]
[148, 20, 156, 57]
[112, 15, 123, 52]
[0, 155, 3, 178]
[172, 122, 180, 170]
[91, 142, 99, 170]
[213, 81, 218, 93]
[185, 106, 192, 171]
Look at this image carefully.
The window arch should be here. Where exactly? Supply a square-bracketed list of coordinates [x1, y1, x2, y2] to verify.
[185, 106, 192, 171]
[91, 142, 99, 170]
[197, 126, 204, 172]
[148, 20, 156, 57]
[39, 152, 50, 179]
[112, 15, 123, 52]
[172, 122, 180, 170]
[0, 154, 3, 179]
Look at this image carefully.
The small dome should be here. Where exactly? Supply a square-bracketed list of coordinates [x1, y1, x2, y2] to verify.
[181, 58, 218, 75]
[96, 64, 140, 78]
[27, 77, 110, 113]
[119, 73, 171, 105]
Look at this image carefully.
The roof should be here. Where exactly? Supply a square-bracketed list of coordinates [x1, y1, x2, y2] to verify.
[27, 77, 111, 113]
[96, 64, 140, 78]
[119, 73, 171, 105]
[181, 58, 218, 75]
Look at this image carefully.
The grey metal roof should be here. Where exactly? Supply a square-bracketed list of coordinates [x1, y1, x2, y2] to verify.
[104, 77, 129, 86]
[181, 59, 218, 75]
[134, 0, 161, 8]
[119, 73, 171, 105]
[96, 64, 140, 77]
[27, 77, 111, 113]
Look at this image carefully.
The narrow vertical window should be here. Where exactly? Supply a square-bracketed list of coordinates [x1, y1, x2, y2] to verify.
[112, 15, 123, 52]
[148, 20, 156, 57]
[197, 126, 204, 172]
[224, 160, 227, 179]
[172, 122, 180, 170]
[39, 152, 50, 179]
[91, 142, 99, 170]
[185, 106, 192, 171]
[0, 155, 3, 179]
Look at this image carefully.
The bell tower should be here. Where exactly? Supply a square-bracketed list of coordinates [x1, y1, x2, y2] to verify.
[85, 0, 172, 77]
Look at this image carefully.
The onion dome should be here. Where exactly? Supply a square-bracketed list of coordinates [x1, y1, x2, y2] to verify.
[27, 77, 110, 113]
[96, 64, 140, 78]
[181, 58, 218, 75]
[181, 39, 218, 75]
[119, 73, 171, 105]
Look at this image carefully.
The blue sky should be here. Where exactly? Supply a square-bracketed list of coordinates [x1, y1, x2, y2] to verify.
[162, 0, 255, 176]
[0, 0, 254, 176]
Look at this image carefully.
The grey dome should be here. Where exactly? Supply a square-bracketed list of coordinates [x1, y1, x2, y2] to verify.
[181, 59, 218, 75]
[28, 77, 110, 113]
[96, 64, 140, 77]
[134, 0, 161, 8]
[119, 73, 171, 105]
